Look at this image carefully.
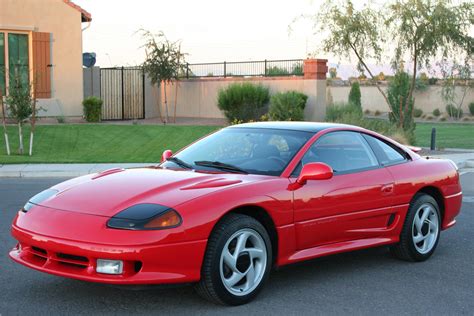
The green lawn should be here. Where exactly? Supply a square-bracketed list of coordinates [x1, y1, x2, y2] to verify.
[0, 122, 472, 164]
[415, 123, 474, 149]
[0, 125, 221, 164]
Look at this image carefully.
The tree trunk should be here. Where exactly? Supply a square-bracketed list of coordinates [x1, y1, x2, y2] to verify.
[152, 84, 164, 123]
[173, 80, 179, 123]
[406, 50, 418, 115]
[0, 90, 10, 155]
[29, 132, 34, 156]
[399, 96, 404, 128]
[29, 83, 37, 156]
[163, 81, 169, 123]
[18, 122, 24, 154]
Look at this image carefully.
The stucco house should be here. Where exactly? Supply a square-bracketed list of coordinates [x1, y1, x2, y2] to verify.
[0, 0, 91, 117]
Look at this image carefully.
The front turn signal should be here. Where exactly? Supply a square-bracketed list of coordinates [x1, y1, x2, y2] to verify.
[143, 210, 182, 229]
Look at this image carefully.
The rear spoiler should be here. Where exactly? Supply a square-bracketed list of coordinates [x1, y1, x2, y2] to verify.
[406, 145, 422, 153]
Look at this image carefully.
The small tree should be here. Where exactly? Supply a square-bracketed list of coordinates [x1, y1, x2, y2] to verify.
[312, 0, 473, 113]
[6, 75, 33, 154]
[440, 60, 473, 120]
[329, 67, 337, 79]
[141, 30, 186, 123]
[314, 0, 389, 106]
[388, 71, 415, 142]
[348, 81, 361, 108]
[387, 0, 473, 110]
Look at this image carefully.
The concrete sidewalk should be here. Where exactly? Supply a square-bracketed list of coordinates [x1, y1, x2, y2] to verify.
[0, 152, 473, 178]
[0, 163, 155, 178]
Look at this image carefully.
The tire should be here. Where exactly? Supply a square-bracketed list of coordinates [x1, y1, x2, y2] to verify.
[390, 193, 441, 262]
[195, 213, 272, 305]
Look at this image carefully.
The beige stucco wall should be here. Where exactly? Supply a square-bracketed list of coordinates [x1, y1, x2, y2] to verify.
[330, 85, 474, 114]
[0, 0, 85, 117]
[147, 77, 326, 121]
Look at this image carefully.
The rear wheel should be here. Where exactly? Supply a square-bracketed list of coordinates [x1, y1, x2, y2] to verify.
[195, 214, 272, 305]
[391, 193, 441, 261]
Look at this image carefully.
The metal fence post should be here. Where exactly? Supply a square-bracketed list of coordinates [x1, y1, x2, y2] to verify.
[224, 61, 226, 78]
[264, 59, 267, 76]
[430, 128, 436, 150]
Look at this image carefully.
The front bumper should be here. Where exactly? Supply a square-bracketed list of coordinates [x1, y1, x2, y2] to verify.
[10, 224, 207, 285]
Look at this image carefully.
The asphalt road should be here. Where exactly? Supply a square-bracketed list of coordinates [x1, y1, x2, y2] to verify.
[1, 173, 473, 315]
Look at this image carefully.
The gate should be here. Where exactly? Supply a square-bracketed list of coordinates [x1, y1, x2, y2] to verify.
[100, 67, 145, 120]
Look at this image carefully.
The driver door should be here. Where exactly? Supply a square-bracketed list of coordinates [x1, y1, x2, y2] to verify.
[292, 131, 395, 250]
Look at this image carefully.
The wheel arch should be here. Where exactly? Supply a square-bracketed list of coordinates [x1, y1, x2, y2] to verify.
[415, 186, 445, 221]
[213, 205, 279, 266]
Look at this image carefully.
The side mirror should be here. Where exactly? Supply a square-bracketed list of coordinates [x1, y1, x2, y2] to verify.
[161, 149, 173, 162]
[297, 162, 333, 185]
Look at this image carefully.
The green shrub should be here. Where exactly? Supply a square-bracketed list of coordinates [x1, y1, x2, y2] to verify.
[432, 108, 441, 117]
[446, 104, 462, 119]
[269, 91, 308, 121]
[428, 77, 438, 85]
[326, 102, 362, 122]
[329, 110, 415, 144]
[217, 83, 270, 122]
[267, 66, 289, 76]
[83, 96, 103, 122]
[469, 102, 474, 116]
[348, 82, 361, 108]
[374, 110, 381, 116]
[413, 108, 423, 118]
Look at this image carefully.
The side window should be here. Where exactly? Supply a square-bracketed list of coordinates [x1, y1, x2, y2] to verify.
[295, 131, 379, 175]
[363, 134, 407, 165]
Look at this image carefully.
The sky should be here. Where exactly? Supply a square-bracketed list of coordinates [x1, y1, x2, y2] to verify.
[75, 0, 329, 66]
[73, 0, 472, 79]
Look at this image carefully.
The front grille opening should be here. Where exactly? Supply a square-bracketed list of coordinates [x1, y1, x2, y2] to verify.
[134, 261, 143, 273]
[31, 254, 47, 265]
[58, 261, 87, 269]
[31, 246, 47, 255]
[57, 253, 88, 263]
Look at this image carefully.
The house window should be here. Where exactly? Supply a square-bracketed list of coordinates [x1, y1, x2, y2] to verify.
[0, 31, 30, 95]
[8, 33, 29, 89]
[1, 30, 51, 98]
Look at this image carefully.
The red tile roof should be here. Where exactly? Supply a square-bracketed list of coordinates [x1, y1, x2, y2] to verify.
[63, 0, 92, 22]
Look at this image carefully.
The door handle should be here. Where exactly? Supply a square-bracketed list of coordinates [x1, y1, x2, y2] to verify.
[381, 183, 394, 194]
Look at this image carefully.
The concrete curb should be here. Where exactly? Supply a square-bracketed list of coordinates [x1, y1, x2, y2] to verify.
[0, 163, 155, 178]
[1, 153, 473, 178]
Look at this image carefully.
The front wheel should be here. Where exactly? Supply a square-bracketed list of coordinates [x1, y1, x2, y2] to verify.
[391, 193, 441, 261]
[195, 214, 272, 305]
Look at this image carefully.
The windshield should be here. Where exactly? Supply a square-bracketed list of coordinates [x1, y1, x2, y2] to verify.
[161, 127, 312, 176]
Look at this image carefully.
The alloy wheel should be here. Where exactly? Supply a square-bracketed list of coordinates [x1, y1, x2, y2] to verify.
[219, 228, 267, 296]
[412, 203, 439, 254]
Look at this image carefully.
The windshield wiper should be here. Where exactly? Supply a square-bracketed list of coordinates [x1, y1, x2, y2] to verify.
[166, 157, 193, 169]
[194, 161, 248, 174]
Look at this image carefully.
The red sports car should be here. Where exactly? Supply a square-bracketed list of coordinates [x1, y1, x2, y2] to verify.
[10, 122, 462, 305]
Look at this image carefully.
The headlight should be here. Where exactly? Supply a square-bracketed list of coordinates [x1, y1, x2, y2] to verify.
[106, 204, 182, 230]
[22, 189, 59, 212]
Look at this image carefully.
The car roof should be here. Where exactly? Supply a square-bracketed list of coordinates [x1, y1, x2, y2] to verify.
[228, 121, 353, 133]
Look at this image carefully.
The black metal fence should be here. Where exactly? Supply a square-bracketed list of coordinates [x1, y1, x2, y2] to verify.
[184, 59, 304, 78]
[100, 67, 145, 120]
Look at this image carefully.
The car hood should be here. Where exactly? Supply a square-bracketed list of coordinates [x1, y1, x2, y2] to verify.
[38, 167, 265, 217]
